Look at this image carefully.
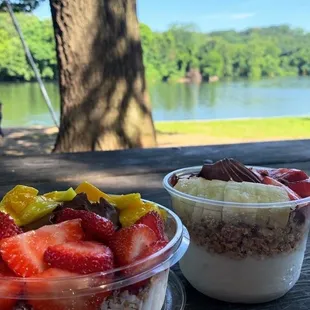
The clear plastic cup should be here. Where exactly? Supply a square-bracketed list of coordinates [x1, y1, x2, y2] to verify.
[0, 201, 189, 310]
[163, 166, 310, 304]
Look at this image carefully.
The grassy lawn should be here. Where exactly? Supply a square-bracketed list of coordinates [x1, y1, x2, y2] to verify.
[155, 117, 310, 141]
[2, 117, 310, 156]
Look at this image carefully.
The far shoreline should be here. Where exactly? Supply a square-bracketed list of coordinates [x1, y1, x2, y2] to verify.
[1, 74, 310, 85]
[1, 117, 310, 156]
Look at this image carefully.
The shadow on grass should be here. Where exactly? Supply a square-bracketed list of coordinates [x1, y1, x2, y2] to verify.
[0, 127, 57, 156]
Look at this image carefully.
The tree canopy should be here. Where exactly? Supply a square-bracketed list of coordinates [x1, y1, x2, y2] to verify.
[0, 0, 43, 12]
[0, 12, 56, 80]
[1, 12, 310, 82]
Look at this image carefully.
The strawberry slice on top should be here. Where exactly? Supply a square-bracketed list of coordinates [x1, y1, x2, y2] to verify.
[137, 240, 169, 260]
[108, 224, 157, 267]
[0, 219, 84, 277]
[44, 241, 114, 275]
[123, 240, 169, 292]
[135, 211, 167, 241]
[287, 179, 310, 198]
[263, 176, 301, 200]
[55, 208, 115, 242]
[132, 239, 169, 275]
[268, 168, 309, 183]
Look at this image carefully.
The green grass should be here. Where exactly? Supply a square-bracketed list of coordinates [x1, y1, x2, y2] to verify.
[154, 117, 310, 140]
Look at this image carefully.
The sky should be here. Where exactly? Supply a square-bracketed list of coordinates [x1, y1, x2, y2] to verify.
[34, 0, 310, 32]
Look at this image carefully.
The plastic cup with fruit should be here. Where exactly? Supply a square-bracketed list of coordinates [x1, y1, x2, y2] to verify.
[0, 182, 189, 310]
[163, 159, 310, 304]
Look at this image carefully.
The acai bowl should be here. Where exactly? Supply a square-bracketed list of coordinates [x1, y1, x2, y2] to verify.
[0, 182, 189, 309]
[163, 158, 310, 304]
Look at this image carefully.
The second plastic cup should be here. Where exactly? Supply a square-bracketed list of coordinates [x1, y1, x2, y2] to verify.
[163, 166, 310, 304]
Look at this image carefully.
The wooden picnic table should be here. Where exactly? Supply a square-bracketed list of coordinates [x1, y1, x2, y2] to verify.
[1, 139, 310, 310]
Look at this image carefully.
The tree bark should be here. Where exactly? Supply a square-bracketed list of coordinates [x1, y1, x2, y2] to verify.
[50, 0, 157, 152]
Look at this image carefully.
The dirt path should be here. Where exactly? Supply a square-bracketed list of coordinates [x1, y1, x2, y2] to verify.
[0, 126, 288, 156]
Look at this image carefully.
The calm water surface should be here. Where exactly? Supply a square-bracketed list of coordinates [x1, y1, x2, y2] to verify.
[0, 77, 310, 127]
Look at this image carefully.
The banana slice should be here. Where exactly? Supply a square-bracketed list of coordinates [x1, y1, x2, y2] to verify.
[174, 178, 225, 222]
[223, 181, 258, 225]
[223, 181, 290, 226]
[174, 178, 291, 227]
[254, 183, 291, 228]
[173, 178, 198, 222]
[196, 178, 225, 221]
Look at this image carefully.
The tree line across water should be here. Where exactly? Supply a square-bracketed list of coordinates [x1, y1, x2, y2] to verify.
[1, 13, 310, 83]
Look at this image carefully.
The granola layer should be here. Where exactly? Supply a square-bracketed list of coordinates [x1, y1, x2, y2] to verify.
[182, 211, 309, 259]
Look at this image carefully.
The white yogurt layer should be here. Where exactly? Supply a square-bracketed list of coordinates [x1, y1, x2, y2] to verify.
[101, 269, 169, 310]
[180, 241, 307, 304]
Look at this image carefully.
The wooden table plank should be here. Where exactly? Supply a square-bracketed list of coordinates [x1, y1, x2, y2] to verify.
[1, 160, 309, 203]
[1, 140, 310, 309]
[0, 139, 310, 186]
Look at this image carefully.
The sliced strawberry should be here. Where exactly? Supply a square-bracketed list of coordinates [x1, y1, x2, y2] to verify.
[287, 179, 310, 198]
[124, 240, 169, 291]
[0, 260, 21, 310]
[108, 224, 157, 267]
[27, 268, 80, 296]
[44, 241, 114, 274]
[29, 298, 73, 310]
[0, 219, 84, 277]
[135, 211, 167, 241]
[32, 267, 78, 278]
[0, 284, 19, 310]
[0, 259, 16, 277]
[28, 268, 109, 310]
[55, 208, 115, 242]
[0, 211, 23, 240]
[131, 240, 169, 274]
[137, 240, 169, 259]
[267, 168, 289, 178]
[263, 176, 301, 200]
[268, 168, 309, 183]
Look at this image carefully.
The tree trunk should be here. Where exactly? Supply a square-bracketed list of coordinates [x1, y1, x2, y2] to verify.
[50, 0, 157, 152]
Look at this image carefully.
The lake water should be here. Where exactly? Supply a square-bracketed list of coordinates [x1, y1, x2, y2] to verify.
[0, 77, 310, 127]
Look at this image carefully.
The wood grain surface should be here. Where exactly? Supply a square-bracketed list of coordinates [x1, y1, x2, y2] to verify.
[1, 139, 310, 309]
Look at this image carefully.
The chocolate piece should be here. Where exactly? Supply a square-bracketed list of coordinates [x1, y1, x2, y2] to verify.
[23, 193, 120, 231]
[58, 192, 91, 211]
[169, 174, 179, 187]
[91, 198, 120, 229]
[198, 158, 262, 183]
[55, 193, 120, 228]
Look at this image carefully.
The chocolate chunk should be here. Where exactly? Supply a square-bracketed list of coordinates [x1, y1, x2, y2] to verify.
[169, 174, 179, 186]
[198, 158, 262, 183]
[91, 197, 120, 229]
[59, 193, 92, 211]
[23, 193, 120, 231]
